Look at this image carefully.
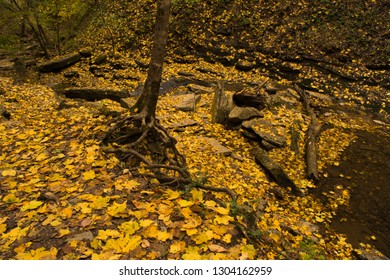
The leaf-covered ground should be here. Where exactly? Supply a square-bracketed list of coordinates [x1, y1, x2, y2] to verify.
[1, 54, 388, 260]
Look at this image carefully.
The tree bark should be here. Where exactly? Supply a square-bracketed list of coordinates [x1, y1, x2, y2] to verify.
[132, 0, 172, 121]
[294, 85, 322, 181]
[252, 145, 304, 196]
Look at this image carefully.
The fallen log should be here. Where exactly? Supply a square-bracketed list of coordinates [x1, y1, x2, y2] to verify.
[61, 87, 130, 103]
[252, 145, 304, 196]
[295, 85, 322, 181]
[38, 52, 81, 73]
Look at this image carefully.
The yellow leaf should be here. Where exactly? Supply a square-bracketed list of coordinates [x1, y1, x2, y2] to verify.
[169, 241, 186, 254]
[50, 219, 62, 227]
[141, 224, 158, 238]
[185, 228, 198, 236]
[157, 231, 172, 242]
[182, 216, 202, 229]
[96, 229, 120, 240]
[120, 235, 142, 253]
[60, 207, 73, 219]
[214, 215, 233, 225]
[3, 193, 19, 203]
[0, 223, 6, 235]
[83, 170, 96, 181]
[2, 169, 16, 176]
[191, 189, 203, 202]
[91, 196, 110, 210]
[58, 228, 70, 237]
[192, 230, 213, 244]
[36, 153, 48, 161]
[269, 232, 280, 243]
[163, 189, 181, 200]
[107, 201, 127, 217]
[139, 219, 154, 228]
[21, 200, 43, 211]
[215, 206, 229, 215]
[205, 200, 217, 208]
[222, 234, 232, 244]
[178, 199, 194, 207]
[182, 246, 201, 260]
[119, 221, 140, 235]
[42, 214, 55, 226]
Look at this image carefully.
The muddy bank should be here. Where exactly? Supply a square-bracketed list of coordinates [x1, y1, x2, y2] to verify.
[316, 127, 390, 257]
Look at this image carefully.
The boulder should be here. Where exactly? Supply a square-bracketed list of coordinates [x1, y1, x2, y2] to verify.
[188, 84, 214, 94]
[211, 82, 234, 124]
[38, 52, 81, 72]
[235, 59, 256, 71]
[174, 93, 201, 112]
[228, 106, 264, 123]
[233, 92, 267, 110]
[197, 137, 232, 156]
[242, 118, 286, 147]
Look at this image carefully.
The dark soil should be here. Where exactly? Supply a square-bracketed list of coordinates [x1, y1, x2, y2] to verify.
[316, 126, 390, 257]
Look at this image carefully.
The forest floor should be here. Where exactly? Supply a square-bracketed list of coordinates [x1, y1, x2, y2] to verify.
[1, 45, 389, 260]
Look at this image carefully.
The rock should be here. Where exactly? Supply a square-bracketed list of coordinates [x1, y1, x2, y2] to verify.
[235, 59, 256, 71]
[173, 93, 201, 112]
[211, 82, 234, 124]
[242, 118, 287, 147]
[135, 59, 149, 69]
[228, 106, 264, 123]
[188, 84, 214, 94]
[354, 247, 389, 260]
[306, 90, 332, 102]
[267, 93, 300, 109]
[120, 97, 136, 110]
[0, 59, 13, 70]
[92, 53, 107, 65]
[1, 105, 11, 120]
[197, 137, 232, 156]
[61, 87, 130, 102]
[64, 71, 79, 78]
[79, 48, 92, 57]
[168, 119, 198, 129]
[38, 52, 82, 72]
[265, 82, 285, 94]
[178, 71, 194, 77]
[233, 92, 267, 110]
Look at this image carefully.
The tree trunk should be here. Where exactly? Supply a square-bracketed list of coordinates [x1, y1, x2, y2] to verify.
[133, 0, 171, 121]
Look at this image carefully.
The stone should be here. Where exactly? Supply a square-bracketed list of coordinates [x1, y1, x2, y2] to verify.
[79, 48, 92, 57]
[197, 137, 232, 156]
[211, 82, 234, 124]
[64, 71, 79, 78]
[306, 90, 333, 102]
[235, 59, 256, 71]
[38, 52, 81, 72]
[265, 82, 284, 94]
[188, 84, 214, 94]
[92, 53, 107, 65]
[168, 119, 198, 129]
[228, 106, 264, 123]
[242, 118, 287, 147]
[174, 93, 201, 112]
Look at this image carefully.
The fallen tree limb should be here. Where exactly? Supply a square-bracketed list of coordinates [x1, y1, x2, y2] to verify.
[294, 85, 322, 181]
[61, 87, 130, 103]
[252, 145, 304, 196]
[38, 52, 81, 72]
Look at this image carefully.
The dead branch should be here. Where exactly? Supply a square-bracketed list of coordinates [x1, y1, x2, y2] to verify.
[294, 85, 322, 181]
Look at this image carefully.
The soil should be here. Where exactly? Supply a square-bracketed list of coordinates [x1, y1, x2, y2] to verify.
[315, 124, 390, 257]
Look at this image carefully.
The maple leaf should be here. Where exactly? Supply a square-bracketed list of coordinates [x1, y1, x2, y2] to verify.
[119, 221, 140, 235]
[169, 241, 186, 254]
[1, 169, 16, 176]
[83, 170, 96, 181]
[157, 230, 172, 242]
[119, 235, 142, 253]
[107, 201, 127, 217]
[182, 246, 202, 260]
[21, 200, 43, 211]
